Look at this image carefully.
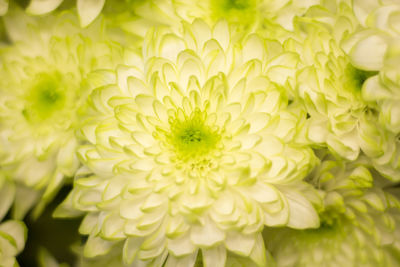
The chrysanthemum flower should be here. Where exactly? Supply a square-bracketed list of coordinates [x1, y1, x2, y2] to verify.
[287, 18, 400, 180]
[0, 13, 123, 218]
[56, 19, 321, 266]
[343, 0, 400, 134]
[292, 23, 371, 159]
[265, 152, 400, 267]
[0, 220, 27, 267]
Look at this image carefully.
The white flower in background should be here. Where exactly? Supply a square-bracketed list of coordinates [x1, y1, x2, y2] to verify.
[335, 0, 400, 181]
[172, 0, 321, 31]
[286, 18, 400, 181]
[55, 19, 321, 266]
[0, 220, 27, 267]
[265, 152, 400, 267]
[116, 0, 322, 43]
[0, 13, 123, 219]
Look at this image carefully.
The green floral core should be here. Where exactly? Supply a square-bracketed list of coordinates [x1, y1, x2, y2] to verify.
[210, 0, 257, 25]
[344, 64, 378, 91]
[23, 73, 66, 122]
[223, 0, 250, 10]
[168, 108, 221, 161]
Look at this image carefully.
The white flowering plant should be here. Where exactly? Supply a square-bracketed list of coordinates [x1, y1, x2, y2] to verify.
[0, 1, 399, 267]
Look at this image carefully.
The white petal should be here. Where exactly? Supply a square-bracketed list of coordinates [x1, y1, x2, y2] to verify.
[167, 231, 196, 257]
[350, 33, 388, 71]
[77, 0, 106, 27]
[26, 0, 63, 15]
[0, 220, 27, 253]
[248, 234, 268, 267]
[123, 237, 144, 264]
[190, 218, 225, 247]
[202, 245, 227, 267]
[243, 34, 265, 63]
[285, 189, 319, 229]
[0, 179, 15, 221]
[84, 235, 116, 257]
[246, 183, 279, 204]
[164, 251, 198, 267]
[159, 34, 186, 62]
[224, 231, 256, 256]
[213, 20, 230, 51]
[79, 213, 99, 235]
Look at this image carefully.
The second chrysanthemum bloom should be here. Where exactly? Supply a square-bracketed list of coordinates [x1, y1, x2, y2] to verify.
[57, 19, 321, 266]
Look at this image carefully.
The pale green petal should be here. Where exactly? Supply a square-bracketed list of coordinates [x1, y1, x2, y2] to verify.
[77, 0, 106, 27]
[12, 186, 40, 220]
[202, 245, 226, 267]
[0, 220, 27, 266]
[0, 176, 15, 221]
[26, 0, 64, 15]
[164, 252, 198, 267]
[84, 235, 117, 258]
[348, 32, 389, 70]
[285, 190, 320, 229]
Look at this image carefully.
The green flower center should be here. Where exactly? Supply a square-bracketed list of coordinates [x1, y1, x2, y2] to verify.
[168, 108, 221, 162]
[210, 0, 257, 25]
[223, 0, 250, 10]
[344, 64, 378, 92]
[23, 73, 66, 122]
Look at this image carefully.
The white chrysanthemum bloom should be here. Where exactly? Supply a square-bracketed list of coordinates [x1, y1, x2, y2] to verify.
[56, 19, 321, 266]
[0, 0, 105, 27]
[0, 14, 123, 218]
[292, 23, 372, 159]
[0, 220, 27, 267]
[288, 19, 400, 181]
[265, 153, 400, 267]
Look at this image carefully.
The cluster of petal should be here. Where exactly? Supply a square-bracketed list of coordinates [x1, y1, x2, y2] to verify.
[0, 220, 27, 267]
[56, 19, 320, 267]
[338, 0, 400, 136]
[172, 0, 323, 31]
[0, 12, 123, 218]
[265, 152, 400, 267]
[110, 0, 323, 43]
[286, 16, 400, 181]
[335, 0, 400, 181]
